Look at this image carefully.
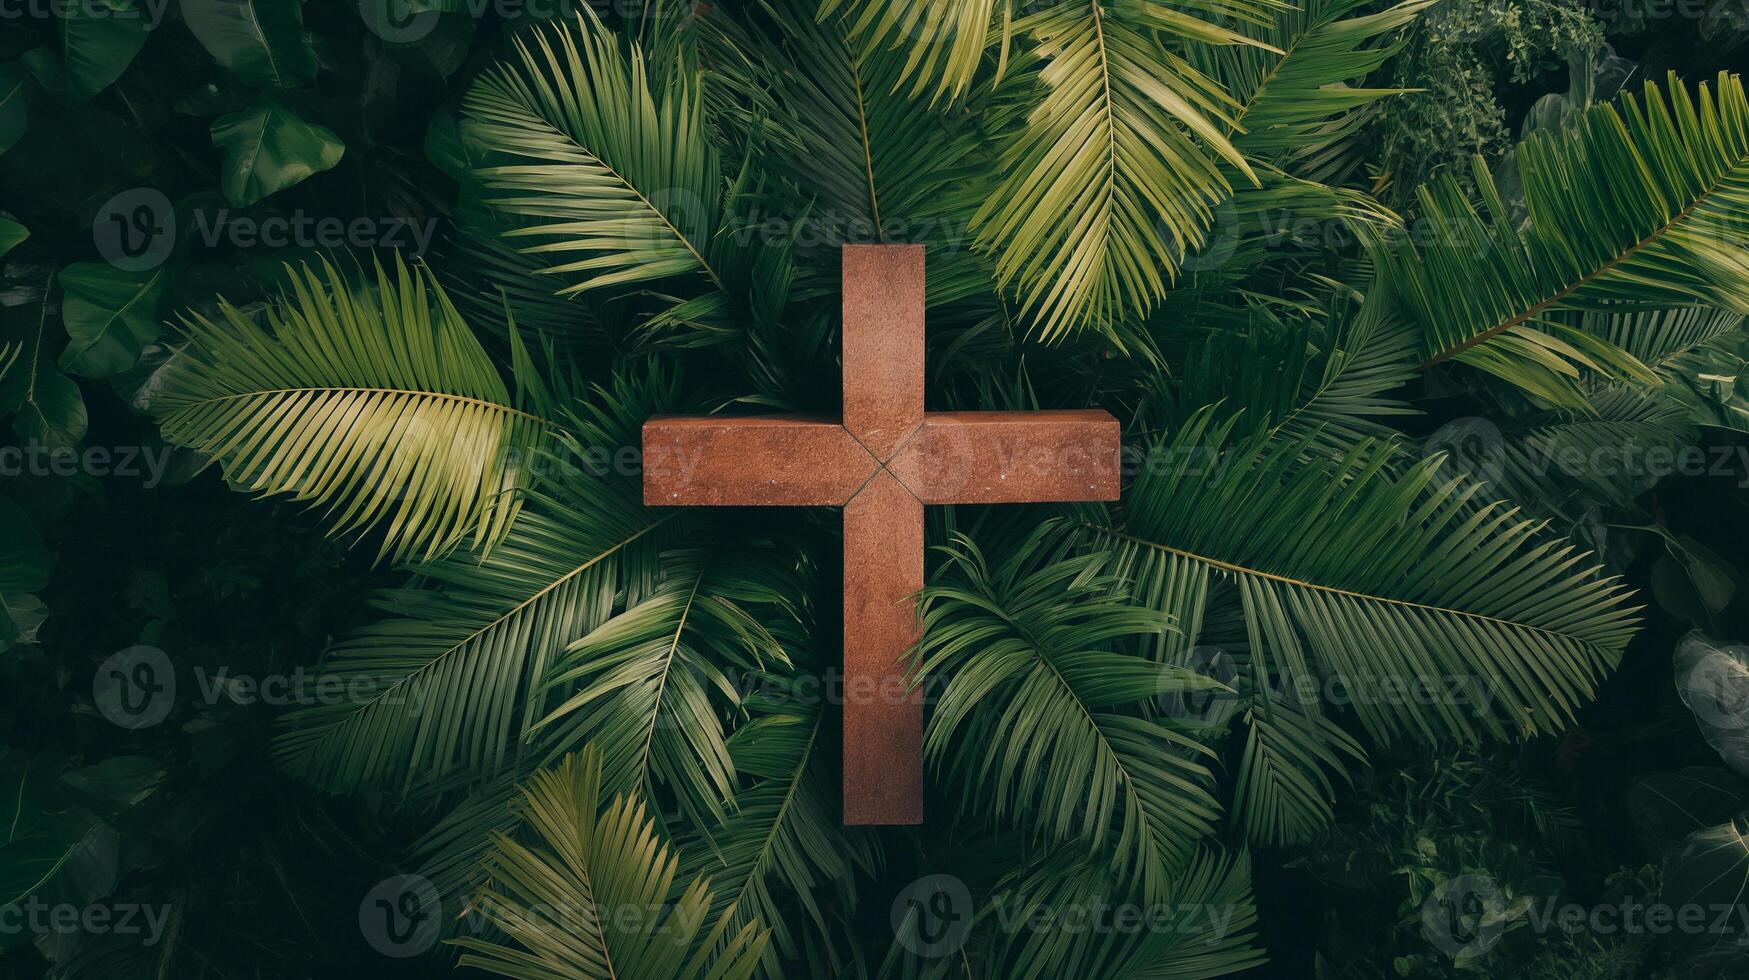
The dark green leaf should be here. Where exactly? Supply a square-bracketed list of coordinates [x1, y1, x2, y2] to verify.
[0, 64, 28, 155]
[0, 216, 24, 259]
[210, 100, 345, 206]
[183, 0, 317, 89]
[59, 0, 154, 100]
[56, 262, 167, 378]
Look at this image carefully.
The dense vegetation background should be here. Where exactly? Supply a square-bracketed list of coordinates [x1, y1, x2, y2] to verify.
[1, 0, 1747, 977]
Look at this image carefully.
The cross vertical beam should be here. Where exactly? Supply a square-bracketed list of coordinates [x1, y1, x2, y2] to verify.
[840, 245, 926, 824]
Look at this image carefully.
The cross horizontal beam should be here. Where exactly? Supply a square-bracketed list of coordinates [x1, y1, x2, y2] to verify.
[643, 411, 1120, 508]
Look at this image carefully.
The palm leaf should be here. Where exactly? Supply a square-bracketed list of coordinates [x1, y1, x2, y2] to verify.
[708, 0, 986, 266]
[273, 372, 674, 792]
[1093, 408, 1641, 843]
[153, 256, 554, 565]
[452, 747, 770, 980]
[530, 544, 799, 826]
[1200, 0, 1431, 176]
[978, 848, 1266, 980]
[971, 0, 1284, 341]
[1581, 305, 1746, 370]
[915, 524, 1230, 902]
[462, 10, 734, 305]
[1390, 72, 1749, 405]
[684, 683, 876, 976]
[816, 0, 1010, 105]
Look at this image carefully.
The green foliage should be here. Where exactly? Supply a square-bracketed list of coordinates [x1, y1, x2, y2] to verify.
[209, 101, 347, 207]
[1379, 0, 1606, 198]
[452, 747, 771, 980]
[5, 0, 1749, 977]
[1294, 750, 1664, 979]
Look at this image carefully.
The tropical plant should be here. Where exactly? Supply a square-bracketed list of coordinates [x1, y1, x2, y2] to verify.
[0, 0, 1743, 976]
[452, 746, 771, 980]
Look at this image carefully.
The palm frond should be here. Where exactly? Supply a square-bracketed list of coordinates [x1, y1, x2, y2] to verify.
[965, 848, 1266, 980]
[1389, 72, 1749, 405]
[816, 0, 1010, 105]
[1202, 0, 1432, 176]
[1093, 408, 1641, 843]
[915, 524, 1229, 902]
[1152, 289, 1417, 460]
[530, 544, 799, 826]
[273, 370, 675, 792]
[462, 10, 736, 306]
[1230, 696, 1367, 847]
[684, 679, 877, 976]
[1486, 383, 1699, 517]
[971, 0, 1285, 341]
[153, 256, 554, 565]
[1652, 315, 1749, 430]
[709, 0, 986, 256]
[452, 747, 770, 980]
[1581, 305, 1746, 370]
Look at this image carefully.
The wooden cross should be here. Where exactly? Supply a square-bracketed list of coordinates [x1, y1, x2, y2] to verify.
[643, 245, 1121, 824]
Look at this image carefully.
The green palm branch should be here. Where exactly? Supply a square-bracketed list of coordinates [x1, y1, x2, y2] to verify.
[1091, 408, 1641, 844]
[970, 0, 1285, 341]
[816, 0, 1010, 105]
[273, 372, 673, 792]
[683, 679, 877, 976]
[452, 747, 770, 980]
[915, 524, 1231, 901]
[462, 10, 757, 327]
[1388, 72, 1749, 406]
[529, 544, 799, 826]
[152, 256, 554, 565]
[1200, 0, 1433, 178]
